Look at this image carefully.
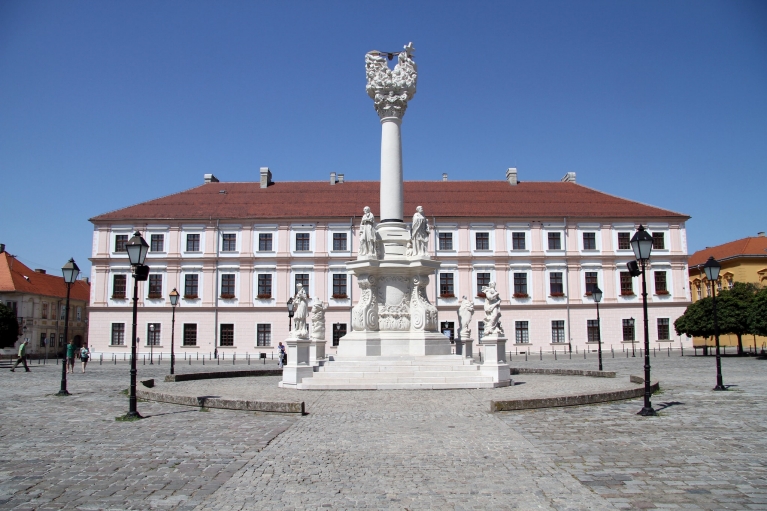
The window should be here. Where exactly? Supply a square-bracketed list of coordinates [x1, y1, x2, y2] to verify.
[513, 273, 528, 296]
[220, 324, 234, 346]
[258, 233, 273, 252]
[652, 232, 665, 250]
[184, 274, 198, 298]
[475, 232, 490, 250]
[220, 274, 235, 298]
[476, 272, 490, 297]
[618, 232, 631, 250]
[148, 274, 162, 298]
[551, 321, 566, 343]
[439, 273, 454, 297]
[51, 305, 57, 320]
[515, 321, 529, 343]
[583, 232, 596, 250]
[113, 275, 127, 298]
[257, 324, 271, 346]
[150, 234, 164, 252]
[549, 272, 564, 295]
[40, 333, 46, 347]
[111, 324, 125, 345]
[654, 271, 668, 294]
[512, 232, 526, 250]
[295, 233, 310, 252]
[257, 274, 272, 298]
[147, 323, 161, 346]
[295, 274, 309, 294]
[332, 274, 347, 298]
[186, 233, 200, 252]
[332, 233, 347, 251]
[41, 302, 48, 319]
[477, 321, 484, 340]
[657, 318, 670, 340]
[548, 232, 561, 250]
[620, 272, 634, 295]
[76, 307, 82, 321]
[183, 324, 197, 346]
[438, 232, 453, 250]
[622, 319, 635, 342]
[61, 305, 66, 319]
[222, 233, 237, 252]
[587, 320, 600, 343]
[585, 272, 598, 295]
[332, 323, 347, 347]
[6, 301, 17, 316]
[115, 234, 128, 252]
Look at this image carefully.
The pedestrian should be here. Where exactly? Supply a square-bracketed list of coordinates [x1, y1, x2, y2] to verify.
[10, 339, 30, 372]
[278, 342, 286, 368]
[66, 340, 76, 374]
[80, 345, 90, 373]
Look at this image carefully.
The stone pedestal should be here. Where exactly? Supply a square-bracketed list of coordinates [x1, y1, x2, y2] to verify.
[309, 338, 326, 366]
[479, 334, 511, 384]
[455, 336, 474, 359]
[279, 338, 313, 388]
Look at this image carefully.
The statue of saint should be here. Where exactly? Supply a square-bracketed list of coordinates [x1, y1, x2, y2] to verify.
[358, 206, 377, 258]
[482, 282, 504, 337]
[410, 206, 430, 257]
[457, 296, 474, 339]
[310, 300, 328, 340]
[292, 283, 309, 338]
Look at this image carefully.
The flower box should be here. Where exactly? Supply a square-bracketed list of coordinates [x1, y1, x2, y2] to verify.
[332, 293, 348, 299]
[111, 294, 126, 300]
[476, 292, 486, 298]
[256, 294, 272, 299]
[620, 291, 635, 296]
[549, 292, 565, 297]
[512, 293, 529, 298]
[220, 293, 235, 299]
[184, 294, 198, 299]
[147, 293, 162, 299]
[584, 292, 593, 296]
[439, 293, 455, 298]
[656, 290, 670, 295]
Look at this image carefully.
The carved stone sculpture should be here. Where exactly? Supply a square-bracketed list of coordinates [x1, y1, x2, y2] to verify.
[482, 282, 504, 337]
[458, 296, 474, 340]
[410, 206, 430, 257]
[352, 275, 379, 331]
[310, 300, 328, 341]
[365, 42, 417, 120]
[291, 283, 309, 339]
[358, 206, 377, 258]
[410, 275, 438, 332]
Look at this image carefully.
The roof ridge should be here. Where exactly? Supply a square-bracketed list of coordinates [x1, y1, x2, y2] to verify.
[571, 182, 689, 219]
[88, 183, 209, 222]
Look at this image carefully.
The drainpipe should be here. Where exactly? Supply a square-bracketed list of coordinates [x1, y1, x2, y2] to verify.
[564, 217, 572, 353]
[433, 216, 438, 304]
[214, 219, 220, 356]
[349, 216, 354, 333]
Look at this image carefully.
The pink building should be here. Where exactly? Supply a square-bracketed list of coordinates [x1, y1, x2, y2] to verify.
[87, 169, 692, 357]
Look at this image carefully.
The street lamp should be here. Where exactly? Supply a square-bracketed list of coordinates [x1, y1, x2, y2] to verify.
[169, 288, 179, 375]
[149, 324, 155, 364]
[57, 258, 80, 396]
[629, 317, 636, 357]
[121, 231, 149, 420]
[703, 256, 726, 391]
[630, 225, 655, 416]
[592, 285, 603, 371]
[287, 297, 294, 332]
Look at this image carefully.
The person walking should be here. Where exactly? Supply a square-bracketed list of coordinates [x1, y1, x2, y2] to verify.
[80, 345, 90, 373]
[277, 342, 286, 369]
[66, 340, 76, 374]
[10, 339, 30, 372]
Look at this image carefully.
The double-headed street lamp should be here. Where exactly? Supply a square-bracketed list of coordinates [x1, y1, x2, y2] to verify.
[56, 258, 80, 396]
[628, 225, 655, 416]
[121, 232, 149, 420]
[169, 288, 179, 375]
[592, 285, 603, 371]
[287, 297, 294, 332]
[703, 256, 726, 391]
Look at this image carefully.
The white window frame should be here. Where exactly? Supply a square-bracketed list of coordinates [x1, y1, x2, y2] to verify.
[612, 223, 635, 255]
[509, 265, 532, 302]
[181, 226, 205, 257]
[506, 223, 531, 255]
[180, 267, 203, 305]
[616, 262, 639, 303]
[437, 263, 459, 304]
[648, 223, 671, 255]
[651, 263, 673, 300]
[145, 268, 167, 303]
[328, 267, 350, 304]
[109, 269, 131, 304]
[110, 227, 133, 258]
[256, 322, 273, 347]
[254, 266, 277, 305]
[470, 224, 495, 255]
[578, 223, 602, 254]
[545, 264, 568, 304]
[219, 226, 242, 256]
[291, 224, 316, 257]
[291, 266, 315, 297]
[328, 224, 352, 257]
[514, 318, 532, 345]
[472, 264, 496, 305]
[253, 224, 279, 256]
[542, 224, 566, 255]
[435, 223, 458, 254]
[217, 267, 240, 305]
[581, 266, 604, 301]
[145, 226, 169, 257]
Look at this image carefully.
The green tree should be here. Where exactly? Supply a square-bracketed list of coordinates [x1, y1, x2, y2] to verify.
[715, 282, 757, 355]
[675, 297, 715, 339]
[0, 303, 20, 349]
[750, 287, 767, 347]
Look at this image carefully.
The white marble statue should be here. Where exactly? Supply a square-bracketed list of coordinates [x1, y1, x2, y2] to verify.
[310, 300, 328, 340]
[358, 206, 377, 258]
[410, 206, 430, 257]
[365, 42, 417, 119]
[482, 282, 504, 337]
[457, 296, 474, 340]
[292, 283, 309, 339]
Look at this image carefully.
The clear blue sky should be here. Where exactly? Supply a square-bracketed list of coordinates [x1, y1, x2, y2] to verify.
[1, 0, 765, 276]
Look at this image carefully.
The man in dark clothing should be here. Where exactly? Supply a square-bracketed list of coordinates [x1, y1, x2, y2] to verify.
[10, 339, 30, 372]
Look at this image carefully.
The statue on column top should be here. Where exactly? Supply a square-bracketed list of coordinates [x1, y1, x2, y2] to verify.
[358, 206, 377, 258]
[410, 206, 430, 257]
[365, 42, 417, 120]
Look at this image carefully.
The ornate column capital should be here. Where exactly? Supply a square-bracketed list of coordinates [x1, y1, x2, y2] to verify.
[365, 43, 417, 120]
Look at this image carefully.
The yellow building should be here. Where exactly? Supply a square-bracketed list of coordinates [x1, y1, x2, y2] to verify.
[688, 233, 767, 351]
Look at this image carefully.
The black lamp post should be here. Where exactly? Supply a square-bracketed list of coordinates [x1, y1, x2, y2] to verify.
[149, 324, 155, 364]
[57, 258, 80, 396]
[121, 231, 149, 420]
[703, 256, 726, 391]
[629, 317, 636, 357]
[287, 297, 294, 332]
[630, 225, 655, 416]
[592, 285, 603, 371]
[169, 288, 179, 375]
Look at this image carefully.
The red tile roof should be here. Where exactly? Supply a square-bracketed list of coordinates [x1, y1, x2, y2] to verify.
[0, 252, 90, 301]
[688, 236, 767, 267]
[91, 181, 688, 222]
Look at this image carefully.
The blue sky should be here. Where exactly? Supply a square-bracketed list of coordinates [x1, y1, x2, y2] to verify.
[1, 0, 765, 276]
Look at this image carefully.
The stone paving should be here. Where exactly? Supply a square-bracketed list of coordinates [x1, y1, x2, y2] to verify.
[0, 351, 765, 510]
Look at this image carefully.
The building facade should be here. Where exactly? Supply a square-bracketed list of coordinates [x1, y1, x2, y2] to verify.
[0, 245, 90, 356]
[87, 170, 692, 358]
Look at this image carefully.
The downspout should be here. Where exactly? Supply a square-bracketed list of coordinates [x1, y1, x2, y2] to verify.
[564, 217, 572, 353]
[214, 219, 220, 356]
[433, 216, 438, 305]
[349, 216, 354, 331]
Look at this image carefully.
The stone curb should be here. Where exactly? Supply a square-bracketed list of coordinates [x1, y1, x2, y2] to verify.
[164, 369, 283, 382]
[490, 378, 659, 412]
[136, 386, 305, 414]
[509, 367, 616, 378]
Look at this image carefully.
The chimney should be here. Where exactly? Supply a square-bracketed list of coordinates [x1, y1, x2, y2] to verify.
[82, 277, 90, 284]
[204, 174, 219, 183]
[442, 173, 448, 182]
[337, 174, 344, 184]
[506, 168, 518, 186]
[259, 167, 272, 188]
[561, 172, 576, 183]
[330, 172, 337, 185]
[34, 269, 46, 274]
[758, 232, 765, 237]
[0, 244, 4, 253]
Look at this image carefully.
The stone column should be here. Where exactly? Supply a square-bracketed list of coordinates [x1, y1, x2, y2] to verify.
[380, 117, 403, 222]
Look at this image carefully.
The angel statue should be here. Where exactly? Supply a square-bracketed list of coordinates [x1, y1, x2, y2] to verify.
[365, 42, 418, 119]
[482, 282, 504, 337]
[292, 283, 309, 339]
[310, 300, 329, 341]
[410, 206, 430, 257]
[457, 296, 474, 340]
[358, 206, 377, 258]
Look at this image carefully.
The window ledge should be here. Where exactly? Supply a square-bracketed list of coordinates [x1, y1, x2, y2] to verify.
[656, 339, 673, 343]
[621, 341, 638, 344]
[180, 345, 199, 348]
[145, 345, 164, 348]
[111, 295, 127, 300]
[513, 342, 531, 346]
[332, 294, 349, 299]
[586, 341, 603, 344]
[655, 291, 670, 296]
[549, 342, 569, 346]
[549, 293, 566, 298]
[217, 346, 237, 349]
[476, 293, 486, 298]
[620, 292, 636, 297]
[147, 294, 163, 299]
[256, 294, 273, 300]
[108, 345, 127, 348]
[439, 294, 456, 299]
[220, 294, 236, 299]
[512, 293, 529, 299]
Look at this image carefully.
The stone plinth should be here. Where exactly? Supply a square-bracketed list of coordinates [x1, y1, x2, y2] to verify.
[455, 337, 474, 359]
[279, 338, 313, 388]
[479, 334, 511, 384]
[309, 338, 326, 366]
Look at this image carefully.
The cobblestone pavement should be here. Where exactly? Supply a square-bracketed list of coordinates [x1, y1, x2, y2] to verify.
[1, 352, 765, 510]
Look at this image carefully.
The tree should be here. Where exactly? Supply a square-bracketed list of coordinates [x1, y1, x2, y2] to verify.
[750, 288, 767, 351]
[715, 282, 757, 355]
[0, 303, 20, 349]
[675, 297, 715, 339]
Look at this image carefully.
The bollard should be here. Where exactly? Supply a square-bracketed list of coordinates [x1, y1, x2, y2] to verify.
[143, 355, 146, 365]
[668, 346, 670, 357]
[525, 352, 528, 361]
[217, 355, 220, 365]
[584, 349, 586, 359]
[203, 355, 205, 365]
[248, 354, 250, 366]
[626, 349, 629, 358]
[653, 347, 656, 357]
[233, 353, 236, 365]
[539, 348, 542, 360]
[612, 346, 614, 358]
[554, 349, 557, 360]
[569, 349, 571, 359]
[188, 357, 191, 365]
[681, 345, 684, 356]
